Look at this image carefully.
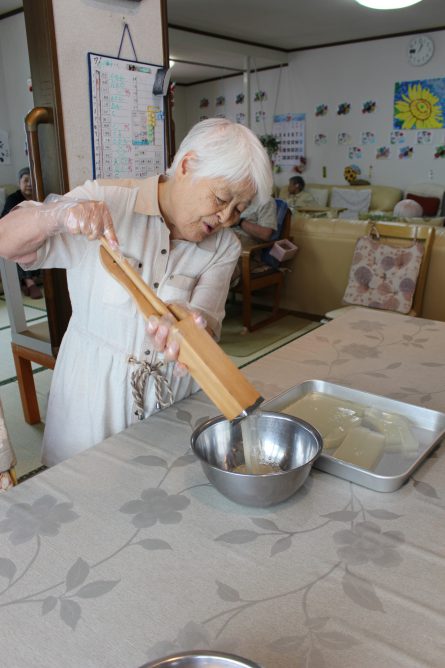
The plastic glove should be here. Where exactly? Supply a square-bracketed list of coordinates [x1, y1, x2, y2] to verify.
[146, 306, 207, 377]
[42, 194, 119, 248]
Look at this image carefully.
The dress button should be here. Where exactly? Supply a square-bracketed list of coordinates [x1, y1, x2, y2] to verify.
[154, 282, 159, 289]
[161, 248, 167, 255]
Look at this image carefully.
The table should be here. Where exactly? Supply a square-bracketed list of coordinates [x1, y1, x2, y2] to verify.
[0, 308, 444, 667]
[294, 206, 346, 217]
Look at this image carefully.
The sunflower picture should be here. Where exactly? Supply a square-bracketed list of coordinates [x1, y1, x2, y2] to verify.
[394, 79, 445, 130]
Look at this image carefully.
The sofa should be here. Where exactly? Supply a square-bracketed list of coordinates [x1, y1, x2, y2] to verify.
[278, 181, 445, 227]
[279, 183, 403, 216]
[278, 216, 445, 323]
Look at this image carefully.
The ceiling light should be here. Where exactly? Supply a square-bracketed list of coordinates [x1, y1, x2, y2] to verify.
[355, 0, 423, 9]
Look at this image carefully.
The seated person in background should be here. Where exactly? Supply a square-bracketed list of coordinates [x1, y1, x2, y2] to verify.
[1, 167, 42, 299]
[285, 176, 317, 212]
[231, 196, 277, 286]
[393, 198, 423, 219]
[237, 196, 277, 242]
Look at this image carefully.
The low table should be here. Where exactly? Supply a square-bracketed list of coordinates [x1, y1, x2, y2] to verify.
[295, 205, 346, 216]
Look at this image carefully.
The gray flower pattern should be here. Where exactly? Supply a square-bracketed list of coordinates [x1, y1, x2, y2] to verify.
[339, 343, 381, 359]
[333, 520, 404, 567]
[349, 319, 386, 333]
[120, 488, 190, 528]
[0, 495, 78, 545]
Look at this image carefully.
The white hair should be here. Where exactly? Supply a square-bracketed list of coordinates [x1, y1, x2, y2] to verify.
[166, 118, 273, 205]
[393, 198, 423, 218]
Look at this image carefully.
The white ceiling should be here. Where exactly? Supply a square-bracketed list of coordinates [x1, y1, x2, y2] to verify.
[167, 0, 445, 84]
[1, 0, 444, 85]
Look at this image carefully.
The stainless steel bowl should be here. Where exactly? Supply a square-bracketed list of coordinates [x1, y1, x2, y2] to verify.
[191, 411, 322, 507]
[141, 650, 261, 667]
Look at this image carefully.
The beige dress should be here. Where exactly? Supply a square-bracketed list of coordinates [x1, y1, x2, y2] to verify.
[0, 400, 16, 488]
[24, 176, 241, 466]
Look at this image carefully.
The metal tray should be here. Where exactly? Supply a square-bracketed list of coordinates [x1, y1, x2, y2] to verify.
[263, 380, 445, 492]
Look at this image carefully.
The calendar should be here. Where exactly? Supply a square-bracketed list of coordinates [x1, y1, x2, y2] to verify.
[272, 113, 305, 166]
[88, 53, 166, 179]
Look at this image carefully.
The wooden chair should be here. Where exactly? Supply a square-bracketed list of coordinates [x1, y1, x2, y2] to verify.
[234, 199, 292, 331]
[324, 221, 435, 320]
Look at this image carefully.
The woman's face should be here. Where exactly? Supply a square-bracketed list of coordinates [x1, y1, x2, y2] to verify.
[162, 156, 255, 242]
[19, 174, 32, 199]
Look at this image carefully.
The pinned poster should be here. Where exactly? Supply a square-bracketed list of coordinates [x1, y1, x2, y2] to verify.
[361, 131, 376, 145]
[417, 130, 432, 144]
[314, 133, 327, 145]
[337, 132, 351, 145]
[399, 146, 414, 159]
[0, 129, 11, 164]
[390, 130, 406, 144]
[348, 146, 363, 159]
[376, 146, 390, 159]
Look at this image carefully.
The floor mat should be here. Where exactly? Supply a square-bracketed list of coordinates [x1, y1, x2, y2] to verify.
[219, 311, 319, 358]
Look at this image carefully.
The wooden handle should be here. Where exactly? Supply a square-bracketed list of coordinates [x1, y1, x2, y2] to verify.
[174, 317, 263, 420]
[100, 237, 171, 319]
[99, 237, 263, 419]
[99, 245, 158, 319]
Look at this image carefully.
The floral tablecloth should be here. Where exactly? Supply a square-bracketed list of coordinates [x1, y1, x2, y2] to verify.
[0, 307, 444, 667]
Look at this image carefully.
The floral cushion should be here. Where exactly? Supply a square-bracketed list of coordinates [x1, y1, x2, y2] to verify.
[342, 235, 424, 314]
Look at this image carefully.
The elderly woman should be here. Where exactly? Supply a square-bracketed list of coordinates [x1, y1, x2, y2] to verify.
[0, 118, 272, 466]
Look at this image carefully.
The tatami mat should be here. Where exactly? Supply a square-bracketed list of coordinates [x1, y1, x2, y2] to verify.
[220, 303, 321, 368]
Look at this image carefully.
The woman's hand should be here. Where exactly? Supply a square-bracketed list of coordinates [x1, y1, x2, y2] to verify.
[146, 307, 207, 376]
[62, 200, 118, 247]
[42, 196, 119, 249]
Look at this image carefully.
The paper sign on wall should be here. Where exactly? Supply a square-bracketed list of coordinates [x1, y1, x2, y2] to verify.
[272, 113, 305, 165]
[88, 52, 166, 179]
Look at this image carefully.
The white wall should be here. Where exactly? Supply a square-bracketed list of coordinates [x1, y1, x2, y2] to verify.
[52, 0, 164, 188]
[0, 12, 33, 186]
[173, 30, 445, 191]
[0, 1, 164, 191]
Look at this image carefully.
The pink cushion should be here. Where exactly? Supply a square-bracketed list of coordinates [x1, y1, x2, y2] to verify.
[406, 193, 440, 217]
[343, 236, 424, 314]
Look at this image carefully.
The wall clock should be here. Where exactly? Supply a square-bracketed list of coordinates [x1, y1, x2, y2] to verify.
[408, 34, 434, 66]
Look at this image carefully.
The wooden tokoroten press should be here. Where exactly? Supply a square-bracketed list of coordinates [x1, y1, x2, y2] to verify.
[100, 238, 264, 421]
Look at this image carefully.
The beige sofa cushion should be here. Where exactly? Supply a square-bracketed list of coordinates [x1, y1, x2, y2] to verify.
[307, 187, 329, 207]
